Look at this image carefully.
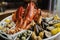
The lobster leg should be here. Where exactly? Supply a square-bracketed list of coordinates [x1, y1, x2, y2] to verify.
[21, 2, 35, 29]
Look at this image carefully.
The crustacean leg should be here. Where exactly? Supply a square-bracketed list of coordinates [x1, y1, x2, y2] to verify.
[21, 2, 36, 29]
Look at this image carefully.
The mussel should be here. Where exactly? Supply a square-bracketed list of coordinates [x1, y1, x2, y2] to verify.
[44, 30, 52, 38]
[47, 26, 55, 31]
[34, 24, 43, 35]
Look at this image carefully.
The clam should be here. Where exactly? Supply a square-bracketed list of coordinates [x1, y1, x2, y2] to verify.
[44, 30, 52, 38]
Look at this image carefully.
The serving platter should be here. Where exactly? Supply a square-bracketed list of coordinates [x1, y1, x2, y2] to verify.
[0, 15, 32, 40]
[0, 15, 60, 40]
[0, 15, 17, 36]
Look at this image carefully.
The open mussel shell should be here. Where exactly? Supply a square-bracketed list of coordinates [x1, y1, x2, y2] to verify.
[47, 26, 55, 31]
[41, 21, 49, 30]
[48, 20, 60, 25]
[45, 17, 53, 22]
[53, 20, 60, 24]
[34, 24, 43, 35]
[44, 30, 52, 38]
[48, 21, 54, 25]
[34, 25, 40, 35]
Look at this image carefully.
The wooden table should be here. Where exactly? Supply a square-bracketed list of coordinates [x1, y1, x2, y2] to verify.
[0, 9, 17, 15]
[0, 9, 16, 21]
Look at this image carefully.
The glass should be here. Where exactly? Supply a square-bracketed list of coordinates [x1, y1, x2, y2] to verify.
[0, 2, 6, 12]
[49, 0, 57, 13]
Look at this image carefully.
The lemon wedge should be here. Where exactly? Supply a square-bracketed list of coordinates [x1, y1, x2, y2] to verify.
[54, 23, 60, 28]
[51, 28, 58, 35]
[5, 19, 11, 23]
[57, 28, 60, 32]
[51, 28, 60, 35]
[54, 14, 60, 20]
[0, 26, 3, 30]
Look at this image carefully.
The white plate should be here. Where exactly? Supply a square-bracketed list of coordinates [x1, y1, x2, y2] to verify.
[14, 30, 32, 40]
[0, 15, 16, 36]
[0, 15, 60, 40]
[0, 15, 16, 28]
[43, 32, 60, 40]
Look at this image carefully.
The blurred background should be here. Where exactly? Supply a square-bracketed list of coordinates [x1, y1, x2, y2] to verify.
[0, 0, 60, 20]
[0, 0, 55, 12]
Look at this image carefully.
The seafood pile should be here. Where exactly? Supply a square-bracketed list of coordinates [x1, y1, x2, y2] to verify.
[8, 1, 43, 34]
[0, 16, 15, 34]
[0, 1, 60, 40]
[15, 30, 32, 40]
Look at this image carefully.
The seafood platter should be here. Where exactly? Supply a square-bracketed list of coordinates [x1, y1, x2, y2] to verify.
[0, 1, 60, 40]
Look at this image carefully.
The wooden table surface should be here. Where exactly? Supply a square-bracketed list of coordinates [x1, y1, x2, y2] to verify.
[0, 9, 17, 15]
[0, 9, 17, 21]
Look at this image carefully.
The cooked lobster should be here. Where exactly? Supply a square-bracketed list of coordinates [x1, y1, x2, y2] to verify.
[8, 1, 41, 34]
